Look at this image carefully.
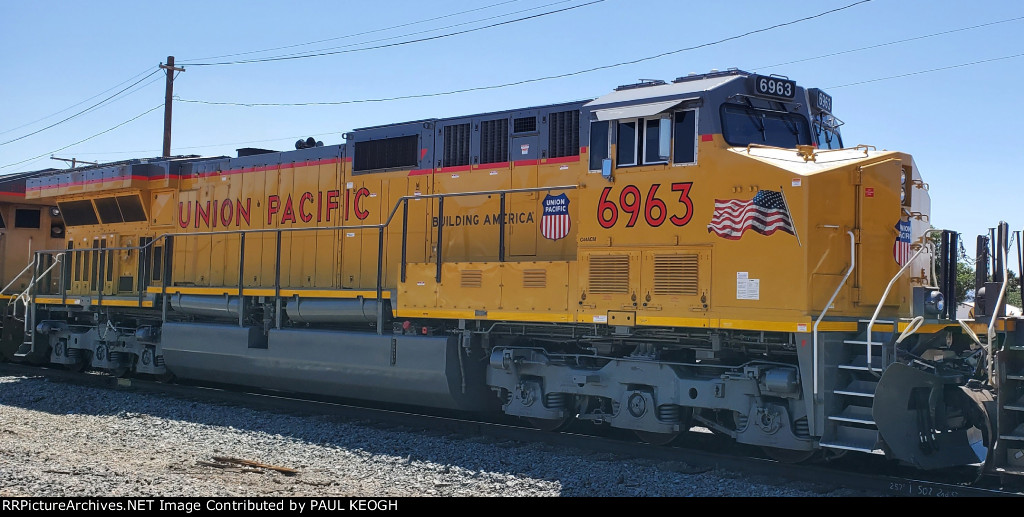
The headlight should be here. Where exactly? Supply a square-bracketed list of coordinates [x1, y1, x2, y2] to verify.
[925, 291, 944, 315]
[900, 169, 907, 185]
[900, 189, 906, 202]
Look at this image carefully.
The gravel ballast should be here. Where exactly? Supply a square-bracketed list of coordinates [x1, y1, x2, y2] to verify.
[0, 374, 865, 497]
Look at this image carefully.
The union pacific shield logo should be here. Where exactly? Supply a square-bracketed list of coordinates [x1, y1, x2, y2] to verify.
[893, 219, 912, 266]
[541, 193, 570, 241]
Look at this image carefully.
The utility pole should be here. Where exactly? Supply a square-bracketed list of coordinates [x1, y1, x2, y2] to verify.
[50, 155, 98, 168]
[159, 56, 185, 157]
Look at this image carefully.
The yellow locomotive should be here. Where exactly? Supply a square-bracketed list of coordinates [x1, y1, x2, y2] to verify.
[0, 168, 66, 340]
[7, 69, 1021, 473]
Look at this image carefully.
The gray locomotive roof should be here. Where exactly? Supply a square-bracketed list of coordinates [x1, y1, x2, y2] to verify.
[584, 74, 744, 113]
[352, 99, 590, 133]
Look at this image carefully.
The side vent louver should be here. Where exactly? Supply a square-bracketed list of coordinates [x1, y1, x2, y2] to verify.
[480, 119, 509, 164]
[547, 110, 580, 158]
[588, 255, 630, 294]
[653, 254, 699, 296]
[460, 269, 483, 288]
[523, 269, 546, 288]
[443, 123, 471, 167]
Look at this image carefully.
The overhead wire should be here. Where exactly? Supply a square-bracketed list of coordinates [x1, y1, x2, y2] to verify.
[38, 0, 1015, 165]
[30, 0, 1002, 170]
[0, 104, 165, 171]
[179, 0, 605, 66]
[37, 0, 879, 163]
[0, 66, 155, 137]
[184, 0, 525, 61]
[231, 0, 581, 61]
[177, 0, 873, 107]
[826, 53, 1024, 88]
[0, 2, 585, 169]
[751, 15, 1024, 70]
[0, 70, 162, 146]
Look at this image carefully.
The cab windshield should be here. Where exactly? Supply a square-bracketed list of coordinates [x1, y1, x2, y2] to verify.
[720, 103, 811, 148]
[813, 112, 844, 150]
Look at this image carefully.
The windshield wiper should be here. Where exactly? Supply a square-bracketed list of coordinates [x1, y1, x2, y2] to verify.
[741, 100, 766, 142]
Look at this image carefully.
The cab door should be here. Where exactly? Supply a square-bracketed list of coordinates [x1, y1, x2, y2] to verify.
[99, 234, 117, 295]
[341, 176, 380, 289]
[117, 235, 138, 295]
[855, 158, 903, 307]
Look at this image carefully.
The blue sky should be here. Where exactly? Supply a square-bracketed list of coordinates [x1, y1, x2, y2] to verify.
[1, 0, 1022, 263]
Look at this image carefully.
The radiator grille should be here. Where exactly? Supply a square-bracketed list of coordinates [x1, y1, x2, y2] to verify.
[588, 255, 630, 294]
[443, 123, 471, 167]
[547, 110, 580, 158]
[460, 269, 482, 288]
[653, 254, 699, 296]
[523, 269, 546, 288]
[479, 119, 508, 164]
[513, 116, 536, 134]
[353, 135, 419, 171]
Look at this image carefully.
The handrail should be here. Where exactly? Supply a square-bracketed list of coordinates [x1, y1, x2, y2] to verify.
[958, 320, 983, 349]
[812, 144, 876, 157]
[32, 184, 580, 255]
[15, 254, 63, 305]
[745, 143, 800, 154]
[27, 184, 579, 334]
[866, 229, 942, 375]
[812, 230, 855, 427]
[986, 235, 1009, 385]
[0, 257, 38, 296]
[894, 316, 924, 345]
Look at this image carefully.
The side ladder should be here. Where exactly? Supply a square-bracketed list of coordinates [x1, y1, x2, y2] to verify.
[818, 319, 894, 454]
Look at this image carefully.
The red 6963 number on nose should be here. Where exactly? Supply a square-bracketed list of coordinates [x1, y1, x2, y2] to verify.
[597, 182, 693, 229]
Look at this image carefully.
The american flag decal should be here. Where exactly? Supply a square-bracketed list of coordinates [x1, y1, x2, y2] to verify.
[893, 219, 912, 266]
[540, 193, 571, 241]
[707, 190, 795, 240]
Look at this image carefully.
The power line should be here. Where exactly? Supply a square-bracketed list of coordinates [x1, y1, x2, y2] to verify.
[180, 0, 605, 66]
[826, 53, 1024, 88]
[752, 15, 1024, 70]
[228, 0, 581, 62]
[184, 0, 524, 62]
[177, 0, 872, 106]
[0, 104, 165, 171]
[0, 70, 162, 147]
[0, 67, 154, 136]
[52, 22, 1017, 168]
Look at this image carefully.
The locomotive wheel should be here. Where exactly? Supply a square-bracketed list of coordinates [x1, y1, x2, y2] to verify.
[634, 430, 680, 446]
[527, 416, 572, 432]
[761, 446, 817, 464]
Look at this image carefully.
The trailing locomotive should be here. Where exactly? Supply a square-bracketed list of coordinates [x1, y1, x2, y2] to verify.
[0, 168, 67, 338]
[4, 68, 1022, 476]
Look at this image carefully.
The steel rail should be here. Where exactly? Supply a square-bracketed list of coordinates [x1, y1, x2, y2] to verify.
[0, 361, 1013, 498]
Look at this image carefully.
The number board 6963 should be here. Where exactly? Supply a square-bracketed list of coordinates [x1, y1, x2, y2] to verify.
[752, 75, 796, 100]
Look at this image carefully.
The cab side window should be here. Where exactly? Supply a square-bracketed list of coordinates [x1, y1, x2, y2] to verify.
[673, 109, 697, 165]
[617, 116, 670, 166]
[589, 121, 610, 171]
[616, 119, 638, 166]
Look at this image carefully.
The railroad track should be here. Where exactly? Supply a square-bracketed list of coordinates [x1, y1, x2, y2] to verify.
[0, 361, 1016, 498]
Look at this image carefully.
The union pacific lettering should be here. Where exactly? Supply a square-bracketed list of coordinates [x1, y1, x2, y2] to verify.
[177, 188, 372, 229]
